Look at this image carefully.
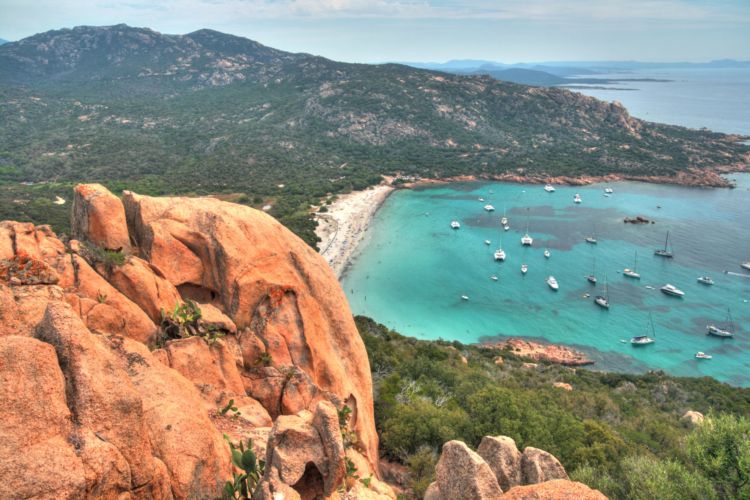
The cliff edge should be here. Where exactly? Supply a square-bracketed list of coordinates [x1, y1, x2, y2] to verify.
[0, 184, 391, 499]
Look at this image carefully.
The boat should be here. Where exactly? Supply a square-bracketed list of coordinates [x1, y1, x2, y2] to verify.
[500, 217, 508, 225]
[697, 276, 714, 286]
[521, 233, 533, 246]
[594, 275, 610, 309]
[631, 314, 656, 345]
[544, 184, 555, 193]
[484, 240, 491, 245]
[573, 193, 582, 204]
[461, 295, 469, 301]
[707, 309, 734, 338]
[484, 204, 495, 212]
[654, 231, 674, 258]
[478, 197, 485, 202]
[491, 275, 498, 281]
[585, 236, 597, 244]
[547, 276, 559, 290]
[742, 262, 750, 271]
[604, 187, 614, 194]
[503, 224, 510, 231]
[660, 284, 685, 297]
[586, 255, 597, 284]
[695, 352, 712, 360]
[494, 249, 506, 261]
[623, 251, 641, 279]
[521, 264, 528, 274]
[544, 249, 551, 259]
[450, 220, 460, 229]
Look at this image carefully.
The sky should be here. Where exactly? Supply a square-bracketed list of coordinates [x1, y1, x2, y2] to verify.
[1, 0, 749, 63]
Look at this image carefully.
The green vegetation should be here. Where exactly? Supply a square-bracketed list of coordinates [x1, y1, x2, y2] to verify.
[84, 243, 126, 269]
[157, 300, 225, 346]
[1, 26, 747, 247]
[221, 436, 264, 500]
[219, 399, 242, 419]
[355, 316, 750, 499]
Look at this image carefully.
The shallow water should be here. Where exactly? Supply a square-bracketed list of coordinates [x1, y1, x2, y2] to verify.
[343, 174, 750, 386]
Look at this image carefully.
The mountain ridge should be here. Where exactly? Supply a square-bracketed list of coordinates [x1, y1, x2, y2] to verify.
[0, 24, 748, 245]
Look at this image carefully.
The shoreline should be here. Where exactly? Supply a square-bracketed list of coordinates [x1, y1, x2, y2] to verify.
[315, 184, 394, 279]
[400, 163, 750, 190]
[479, 337, 595, 367]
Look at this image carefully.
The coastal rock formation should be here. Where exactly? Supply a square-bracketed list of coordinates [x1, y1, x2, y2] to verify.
[0, 184, 390, 498]
[484, 338, 594, 366]
[682, 410, 705, 427]
[425, 436, 599, 500]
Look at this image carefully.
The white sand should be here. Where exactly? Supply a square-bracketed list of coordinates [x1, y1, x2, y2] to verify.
[316, 184, 394, 279]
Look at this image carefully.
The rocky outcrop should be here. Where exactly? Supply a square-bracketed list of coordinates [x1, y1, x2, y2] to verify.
[477, 436, 522, 491]
[681, 410, 705, 427]
[521, 447, 569, 484]
[425, 436, 598, 500]
[434, 440, 503, 499]
[0, 184, 389, 499]
[503, 480, 607, 499]
[482, 338, 594, 366]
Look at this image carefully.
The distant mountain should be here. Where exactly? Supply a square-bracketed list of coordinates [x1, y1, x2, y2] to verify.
[0, 25, 748, 243]
[0, 39, 8, 45]
[471, 67, 567, 86]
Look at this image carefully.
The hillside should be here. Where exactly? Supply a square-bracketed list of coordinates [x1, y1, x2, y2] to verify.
[1, 25, 748, 245]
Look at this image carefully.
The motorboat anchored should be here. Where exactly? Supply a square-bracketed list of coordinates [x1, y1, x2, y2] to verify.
[654, 231, 674, 258]
[521, 264, 528, 275]
[623, 251, 641, 279]
[707, 309, 734, 338]
[461, 295, 469, 301]
[547, 276, 559, 291]
[544, 184, 555, 192]
[604, 187, 614, 194]
[695, 352, 712, 360]
[491, 275, 498, 281]
[485, 240, 491, 246]
[585, 236, 597, 244]
[742, 262, 750, 271]
[503, 224, 510, 231]
[544, 249, 551, 259]
[697, 276, 714, 286]
[573, 194, 582, 204]
[451, 220, 461, 229]
[484, 204, 495, 212]
[494, 249, 506, 261]
[521, 234, 533, 246]
[660, 284, 685, 297]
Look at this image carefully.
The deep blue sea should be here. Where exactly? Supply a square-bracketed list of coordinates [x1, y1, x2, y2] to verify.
[343, 175, 750, 386]
[564, 67, 750, 136]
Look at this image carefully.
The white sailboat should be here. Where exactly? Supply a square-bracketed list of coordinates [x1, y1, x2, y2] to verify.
[604, 187, 614, 194]
[631, 314, 656, 345]
[521, 264, 528, 275]
[695, 352, 712, 360]
[573, 193, 582, 204]
[451, 220, 461, 229]
[594, 274, 610, 309]
[654, 231, 674, 258]
[494, 249, 506, 261]
[586, 255, 597, 284]
[544, 249, 551, 259]
[623, 251, 641, 279]
[484, 204, 495, 212]
[500, 206, 508, 226]
[707, 309, 734, 338]
[544, 184, 555, 192]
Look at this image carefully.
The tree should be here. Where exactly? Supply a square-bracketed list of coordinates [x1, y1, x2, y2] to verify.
[686, 413, 750, 498]
[618, 455, 717, 500]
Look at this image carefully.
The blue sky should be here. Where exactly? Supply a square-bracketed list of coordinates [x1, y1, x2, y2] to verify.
[1, 0, 749, 63]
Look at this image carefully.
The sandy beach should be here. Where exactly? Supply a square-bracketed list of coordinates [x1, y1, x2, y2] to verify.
[316, 184, 394, 279]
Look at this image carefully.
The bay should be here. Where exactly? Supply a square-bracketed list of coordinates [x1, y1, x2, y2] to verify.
[343, 174, 750, 386]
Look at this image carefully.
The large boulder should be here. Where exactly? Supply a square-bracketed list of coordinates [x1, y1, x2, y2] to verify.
[477, 435, 523, 491]
[521, 447, 569, 484]
[435, 440, 503, 499]
[502, 479, 607, 499]
[0, 335, 87, 499]
[71, 183, 131, 251]
[121, 189, 379, 468]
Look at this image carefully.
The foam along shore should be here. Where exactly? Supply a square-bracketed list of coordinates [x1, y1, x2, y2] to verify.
[315, 184, 394, 279]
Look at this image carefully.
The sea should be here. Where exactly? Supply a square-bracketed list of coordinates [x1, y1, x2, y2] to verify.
[342, 68, 750, 386]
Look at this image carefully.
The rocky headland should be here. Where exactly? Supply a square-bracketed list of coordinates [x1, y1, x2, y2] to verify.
[482, 338, 595, 367]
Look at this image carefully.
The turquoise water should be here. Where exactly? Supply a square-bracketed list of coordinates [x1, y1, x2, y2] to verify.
[343, 174, 750, 386]
[565, 68, 750, 136]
